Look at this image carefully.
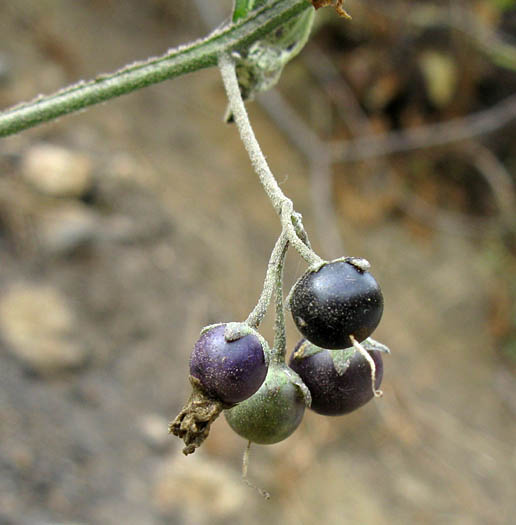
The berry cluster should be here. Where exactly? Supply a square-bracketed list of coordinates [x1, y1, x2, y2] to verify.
[170, 258, 387, 455]
[169, 54, 390, 475]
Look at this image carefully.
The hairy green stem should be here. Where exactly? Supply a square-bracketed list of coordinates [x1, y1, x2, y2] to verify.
[246, 230, 289, 329]
[280, 200, 322, 265]
[0, 0, 311, 137]
[218, 52, 287, 216]
[218, 53, 322, 266]
[272, 234, 289, 361]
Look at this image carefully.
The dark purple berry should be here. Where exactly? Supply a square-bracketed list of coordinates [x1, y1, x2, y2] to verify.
[290, 259, 383, 349]
[224, 362, 310, 444]
[289, 339, 383, 416]
[189, 324, 268, 405]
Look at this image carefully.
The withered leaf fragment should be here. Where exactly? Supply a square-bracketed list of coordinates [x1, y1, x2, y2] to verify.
[310, 0, 351, 18]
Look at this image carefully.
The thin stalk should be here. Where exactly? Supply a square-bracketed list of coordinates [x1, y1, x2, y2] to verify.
[218, 53, 322, 266]
[272, 234, 290, 361]
[280, 200, 322, 265]
[0, 0, 311, 137]
[246, 230, 289, 329]
[218, 53, 287, 215]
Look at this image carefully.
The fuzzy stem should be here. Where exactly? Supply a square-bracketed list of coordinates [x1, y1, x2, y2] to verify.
[0, 0, 312, 137]
[272, 234, 290, 361]
[246, 230, 289, 328]
[280, 200, 322, 265]
[218, 53, 287, 215]
[218, 53, 322, 266]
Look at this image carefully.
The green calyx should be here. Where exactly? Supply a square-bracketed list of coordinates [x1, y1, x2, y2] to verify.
[231, 5, 315, 100]
[293, 339, 355, 375]
[224, 362, 311, 444]
[292, 338, 390, 376]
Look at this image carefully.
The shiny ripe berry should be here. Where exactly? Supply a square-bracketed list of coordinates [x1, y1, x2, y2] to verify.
[224, 363, 309, 444]
[289, 339, 383, 416]
[189, 324, 267, 405]
[290, 260, 383, 349]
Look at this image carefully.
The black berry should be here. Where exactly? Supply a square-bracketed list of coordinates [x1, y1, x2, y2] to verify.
[289, 339, 383, 416]
[290, 260, 383, 349]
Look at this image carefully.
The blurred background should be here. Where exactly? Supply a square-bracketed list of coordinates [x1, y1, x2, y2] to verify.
[0, 1, 515, 524]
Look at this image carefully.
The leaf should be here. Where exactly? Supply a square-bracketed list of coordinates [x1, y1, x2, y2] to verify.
[233, 0, 255, 23]
[232, 7, 315, 101]
[233, 0, 270, 23]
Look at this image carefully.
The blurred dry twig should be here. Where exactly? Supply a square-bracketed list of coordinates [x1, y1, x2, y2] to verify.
[460, 143, 516, 233]
[304, 45, 515, 236]
[369, 1, 516, 71]
[331, 95, 516, 163]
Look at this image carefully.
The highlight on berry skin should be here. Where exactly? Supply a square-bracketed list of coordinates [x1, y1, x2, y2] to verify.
[290, 259, 384, 350]
[189, 324, 268, 405]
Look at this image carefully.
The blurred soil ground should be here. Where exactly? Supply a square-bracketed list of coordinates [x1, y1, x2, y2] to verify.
[0, 1, 515, 524]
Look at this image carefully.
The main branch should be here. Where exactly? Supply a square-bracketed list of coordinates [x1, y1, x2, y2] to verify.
[0, 0, 311, 138]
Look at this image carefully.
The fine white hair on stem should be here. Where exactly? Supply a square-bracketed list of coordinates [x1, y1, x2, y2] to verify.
[246, 231, 289, 329]
[218, 53, 322, 267]
[280, 200, 322, 266]
[218, 53, 286, 216]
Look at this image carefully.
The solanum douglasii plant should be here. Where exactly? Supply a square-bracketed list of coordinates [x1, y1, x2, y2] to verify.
[0, 0, 391, 498]
[170, 4, 391, 496]
[170, 0, 389, 453]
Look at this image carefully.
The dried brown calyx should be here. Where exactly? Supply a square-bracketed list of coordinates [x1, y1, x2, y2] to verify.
[169, 376, 233, 455]
[310, 0, 351, 18]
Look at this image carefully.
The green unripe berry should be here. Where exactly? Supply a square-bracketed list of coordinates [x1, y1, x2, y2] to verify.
[224, 362, 311, 444]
